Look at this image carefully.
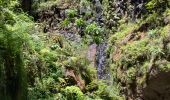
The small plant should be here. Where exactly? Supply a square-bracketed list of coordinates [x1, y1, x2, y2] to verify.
[85, 23, 104, 43]
[75, 18, 86, 27]
[63, 86, 85, 100]
[65, 9, 77, 18]
[85, 23, 100, 34]
[61, 18, 70, 28]
[147, 29, 158, 38]
[127, 67, 136, 80]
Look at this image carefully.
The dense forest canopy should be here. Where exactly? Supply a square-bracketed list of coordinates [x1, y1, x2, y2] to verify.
[0, 0, 170, 100]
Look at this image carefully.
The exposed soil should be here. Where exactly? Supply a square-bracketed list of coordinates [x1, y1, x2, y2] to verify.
[143, 71, 170, 100]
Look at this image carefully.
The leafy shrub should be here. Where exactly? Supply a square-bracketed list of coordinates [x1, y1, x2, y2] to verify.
[85, 23, 104, 43]
[147, 29, 159, 38]
[142, 13, 162, 29]
[146, 0, 169, 13]
[75, 18, 86, 27]
[120, 39, 149, 65]
[109, 23, 138, 45]
[86, 80, 123, 100]
[63, 86, 85, 100]
[28, 77, 56, 100]
[65, 9, 77, 18]
[127, 67, 136, 81]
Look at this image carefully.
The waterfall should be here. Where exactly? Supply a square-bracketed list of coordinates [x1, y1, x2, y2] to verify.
[96, 43, 108, 79]
[95, 0, 102, 21]
[94, 0, 110, 80]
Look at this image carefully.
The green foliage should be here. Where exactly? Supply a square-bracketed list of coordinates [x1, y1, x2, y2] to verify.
[85, 23, 104, 44]
[86, 80, 123, 100]
[28, 77, 54, 99]
[156, 60, 170, 72]
[144, 13, 162, 28]
[27, 48, 65, 99]
[36, 0, 60, 11]
[146, 0, 169, 13]
[61, 18, 70, 28]
[120, 37, 163, 66]
[80, 0, 92, 18]
[63, 56, 96, 83]
[163, 9, 170, 16]
[0, 1, 34, 99]
[66, 9, 77, 18]
[63, 86, 85, 100]
[147, 29, 159, 38]
[160, 25, 170, 38]
[127, 67, 136, 81]
[75, 18, 86, 27]
[1, 0, 170, 99]
[0, 0, 19, 8]
[109, 23, 138, 45]
[121, 39, 149, 64]
[85, 23, 101, 34]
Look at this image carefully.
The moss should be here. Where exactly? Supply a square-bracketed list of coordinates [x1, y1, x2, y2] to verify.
[109, 23, 138, 45]
[127, 67, 136, 80]
[120, 38, 149, 64]
[160, 25, 170, 38]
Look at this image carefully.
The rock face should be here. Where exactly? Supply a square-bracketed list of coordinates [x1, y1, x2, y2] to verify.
[87, 43, 97, 67]
[96, 43, 108, 79]
[95, 0, 103, 21]
[103, 0, 147, 28]
[65, 69, 85, 90]
[143, 71, 170, 100]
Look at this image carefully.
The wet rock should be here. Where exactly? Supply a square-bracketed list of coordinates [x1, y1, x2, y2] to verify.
[96, 42, 109, 79]
[87, 43, 97, 66]
[65, 69, 85, 90]
[95, 0, 103, 21]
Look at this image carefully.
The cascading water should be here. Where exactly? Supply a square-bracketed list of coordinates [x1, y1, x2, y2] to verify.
[96, 43, 108, 79]
[94, 0, 110, 80]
